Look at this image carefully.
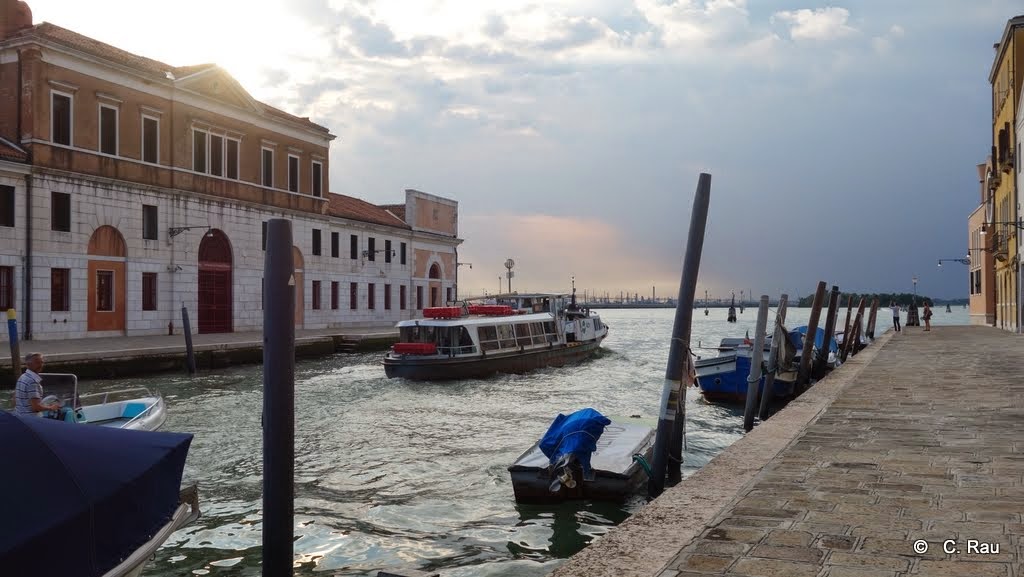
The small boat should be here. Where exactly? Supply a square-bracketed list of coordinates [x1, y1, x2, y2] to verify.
[0, 411, 200, 576]
[695, 342, 791, 402]
[37, 373, 167, 431]
[727, 294, 737, 323]
[509, 408, 654, 503]
[384, 287, 608, 381]
[946, 304, 952, 313]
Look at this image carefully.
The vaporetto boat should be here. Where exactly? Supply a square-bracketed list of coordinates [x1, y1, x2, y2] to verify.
[384, 292, 608, 381]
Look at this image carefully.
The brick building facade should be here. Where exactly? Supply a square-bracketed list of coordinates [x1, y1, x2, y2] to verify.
[0, 0, 461, 340]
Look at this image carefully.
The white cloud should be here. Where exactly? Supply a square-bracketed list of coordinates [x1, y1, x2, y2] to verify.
[872, 23, 905, 55]
[772, 7, 858, 41]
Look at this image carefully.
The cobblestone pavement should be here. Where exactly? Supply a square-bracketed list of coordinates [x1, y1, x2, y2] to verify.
[661, 326, 1023, 577]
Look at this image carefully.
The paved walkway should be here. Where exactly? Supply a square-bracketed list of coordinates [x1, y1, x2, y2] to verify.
[1, 326, 397, 362]
[552, 326, 1024, 577]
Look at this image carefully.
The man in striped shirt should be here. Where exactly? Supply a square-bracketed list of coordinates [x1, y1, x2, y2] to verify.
[14, 353, 61, 416]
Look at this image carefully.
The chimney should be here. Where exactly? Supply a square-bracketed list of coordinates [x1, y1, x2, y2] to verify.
[0, 0, 32, 41]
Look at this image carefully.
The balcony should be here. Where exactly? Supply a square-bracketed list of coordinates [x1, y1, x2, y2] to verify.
[992, 231, 1009, 262]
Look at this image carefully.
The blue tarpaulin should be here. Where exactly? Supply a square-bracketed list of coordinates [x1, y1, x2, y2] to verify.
[539, 408, 611, 478]
[789, 325, 838, 354]
[0, 411, 193, 577]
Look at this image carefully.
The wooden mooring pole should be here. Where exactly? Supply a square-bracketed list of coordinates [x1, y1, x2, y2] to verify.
[758, 294, 788, 421]
[649, 173, 711, 497]
[743, 295, 770, 432]
[851, 297, 867, 354]
[181, 305, 197, 375]
[263, 218, 296, 576]
[840, 295, 855, 362]
[797, 281, 827, 392]
[7, 309, 21, 375]
[813, 285, 840, 379]
[866, 298, 879, 339]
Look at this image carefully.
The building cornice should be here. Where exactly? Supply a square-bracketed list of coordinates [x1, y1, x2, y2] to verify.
[989, 16, 1024, 84]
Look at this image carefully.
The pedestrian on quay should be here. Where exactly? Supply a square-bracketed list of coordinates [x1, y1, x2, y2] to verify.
[889, 300, 901, 332]
[923, 300, 932, 331]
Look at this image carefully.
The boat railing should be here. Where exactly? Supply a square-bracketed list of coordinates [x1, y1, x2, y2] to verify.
[77, 387, 156, 406]
[436, 345, 478, 356]
[121, 396, 163, 429]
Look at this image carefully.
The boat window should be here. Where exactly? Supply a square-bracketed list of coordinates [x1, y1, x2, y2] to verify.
[544, 321, 555, 334]
[479, 325, 499, 351]
[497, 324, 516, 348]
[459, 327, 475, 347]
[514, 322, 531, 346]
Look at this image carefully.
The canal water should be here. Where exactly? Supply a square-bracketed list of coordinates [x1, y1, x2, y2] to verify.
[33, 306, 972, 576]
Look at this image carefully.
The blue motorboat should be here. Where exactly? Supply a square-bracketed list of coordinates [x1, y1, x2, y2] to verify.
[790, 325, 840, 369]
[0, 411, 200, 576]
[694, 339, 793, 403]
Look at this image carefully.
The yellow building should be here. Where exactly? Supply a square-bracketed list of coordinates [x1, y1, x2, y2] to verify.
[987, 15, 1024, 332]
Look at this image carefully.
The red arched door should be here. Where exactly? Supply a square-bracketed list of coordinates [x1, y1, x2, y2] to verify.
[87, 225, 127, 333]
[198, 229, 233, 333]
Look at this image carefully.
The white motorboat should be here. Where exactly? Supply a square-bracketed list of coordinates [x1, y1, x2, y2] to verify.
[39, 373, 167, 431]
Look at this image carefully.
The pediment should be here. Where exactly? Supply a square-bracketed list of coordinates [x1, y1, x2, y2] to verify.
[175, 67, 262, 114]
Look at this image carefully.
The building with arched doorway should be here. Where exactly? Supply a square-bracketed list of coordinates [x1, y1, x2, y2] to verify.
[0, 2, 461, 341]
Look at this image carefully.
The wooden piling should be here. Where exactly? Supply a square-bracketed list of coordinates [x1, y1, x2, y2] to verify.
[758, 294, 788, 421]
[851, 297, 867, 354]
[797, 281, 827, 392]
[743, 295, 770, 432]
[181, 305, 197, 375]
[840, 295, 855, 362]
[650, 173, 711, 498]
[866, 298, 879, 339]
[813, 285, 840, 379]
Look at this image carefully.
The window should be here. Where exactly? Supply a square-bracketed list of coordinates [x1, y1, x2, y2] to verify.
[331, 281, 339, 310]
[51, 92, 72, 146]
[262, 221, 267, 250]
[96, 270, 114, 311]
[350, 282, 358, 310]
[50, 268, 69, 312]
[210, 134, 224, 177]
[367, 237, 375, 261]
[142, 115, 158, 163]
[446, 287, 452, 304]
[193, 129, 207, 173]
[368, 283, 375, 310]
[331, 232, 339, 258]
[0, 185, 13, 227]
[384, 284, 392, 310]
[262, 148, 274, 187]
[350, 235, 358, 259]
[312, 161, 323, 197]
[99, 104, 118, 155]
[51, 192, 71, 232]
[385, 240, 392, 263]
[416, 286, 423, 310]
[142, 204, 158, 240]
[400, 242, 407, 265]
[288, 155, 299, 192]
[226, 138, 240, 180]
[142, 272, 158, 311]
[400, 285, 407, 310]
[312, 229, 322, 256]
[0, 266, 13, 311]
[312, 280, 321, 310]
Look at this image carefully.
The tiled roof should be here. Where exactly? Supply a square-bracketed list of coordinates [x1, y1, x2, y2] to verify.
[328, 194, 410, 229]
[0, 137, 27, 162]
[9, 23, 329, 132]
[379, 204, 407, 222]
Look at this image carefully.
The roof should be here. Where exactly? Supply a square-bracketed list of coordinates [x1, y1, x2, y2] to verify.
[0, 136, 27, 162]
[327, 193, 410, 229]
[8, 23, 329, 133]
[395, 312, 555, 328]
[989, 15, 1024, 83]
[380, 203, 407, 222]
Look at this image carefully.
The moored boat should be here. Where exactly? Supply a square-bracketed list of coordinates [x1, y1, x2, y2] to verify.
[36, 373, 167, 431]
[509, 409, 654, 503]
[384, 290, 608, 381]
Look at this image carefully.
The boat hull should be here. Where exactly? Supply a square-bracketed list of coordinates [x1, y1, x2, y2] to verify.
[696, 354, 794, 403]
[384, 339, 604, 381]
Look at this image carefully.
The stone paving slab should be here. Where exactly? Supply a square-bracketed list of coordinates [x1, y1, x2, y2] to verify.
[551, 326, 1024, 577]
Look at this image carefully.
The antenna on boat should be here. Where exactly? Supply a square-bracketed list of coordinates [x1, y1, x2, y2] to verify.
[570, 275, 577, 308]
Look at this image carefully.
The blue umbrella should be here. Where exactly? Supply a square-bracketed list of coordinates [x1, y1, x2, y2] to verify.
[0, 412, 192, 576]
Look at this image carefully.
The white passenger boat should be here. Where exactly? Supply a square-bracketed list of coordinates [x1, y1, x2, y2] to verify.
[38, 373, 167, 431]
[384, 290, 608, 381]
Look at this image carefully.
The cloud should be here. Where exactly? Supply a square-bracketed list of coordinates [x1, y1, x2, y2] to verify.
[771, 7, 858, 41]
[872, 24, 906, 55]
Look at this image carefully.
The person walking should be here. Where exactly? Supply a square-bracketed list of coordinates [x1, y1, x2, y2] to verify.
[923, 301, 932, 331]
[889, 300, 901, 332]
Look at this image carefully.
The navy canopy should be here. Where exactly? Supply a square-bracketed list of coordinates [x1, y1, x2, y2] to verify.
[0, 412, 192, 577]
[539, 408, 611, 477]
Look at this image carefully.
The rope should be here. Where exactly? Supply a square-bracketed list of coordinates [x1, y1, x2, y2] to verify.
[632, 453, 653, 478]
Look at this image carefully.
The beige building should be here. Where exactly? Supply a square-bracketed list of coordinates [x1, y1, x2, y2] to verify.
[0, 0, 461, 340]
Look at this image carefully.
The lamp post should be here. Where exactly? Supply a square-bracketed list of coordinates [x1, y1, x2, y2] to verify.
[937, 257, 971, 267]
[504, 258, 515, 294]
[455, 261, 472, 301]
[912, 275, 918, 300]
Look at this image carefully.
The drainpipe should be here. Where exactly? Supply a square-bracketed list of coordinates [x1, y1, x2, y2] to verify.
[23, 173, 31, 340]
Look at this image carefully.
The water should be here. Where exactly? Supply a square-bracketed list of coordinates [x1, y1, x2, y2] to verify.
[16, 305, 971, 576]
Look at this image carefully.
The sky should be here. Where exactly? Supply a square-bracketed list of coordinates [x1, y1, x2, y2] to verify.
[28, 0, 1021, 300]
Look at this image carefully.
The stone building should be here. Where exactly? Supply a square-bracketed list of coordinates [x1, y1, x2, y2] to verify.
[0, 0, 460, 340]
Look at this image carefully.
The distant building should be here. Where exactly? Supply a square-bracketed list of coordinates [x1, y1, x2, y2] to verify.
[970, 161, 995, 325]
[986, 15, 1024, 332]
[0, 0, 460, 340]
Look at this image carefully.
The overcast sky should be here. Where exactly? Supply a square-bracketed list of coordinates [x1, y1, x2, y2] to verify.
[31, 0, 1020, 300]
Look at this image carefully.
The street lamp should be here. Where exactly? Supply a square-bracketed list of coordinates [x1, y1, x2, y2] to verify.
[455, 261, 472, 301]
[168, 225, 212, 239]
[912, 275, 918, 300]
[937, 256, 971, 267]
[504, 258, 515, 294]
